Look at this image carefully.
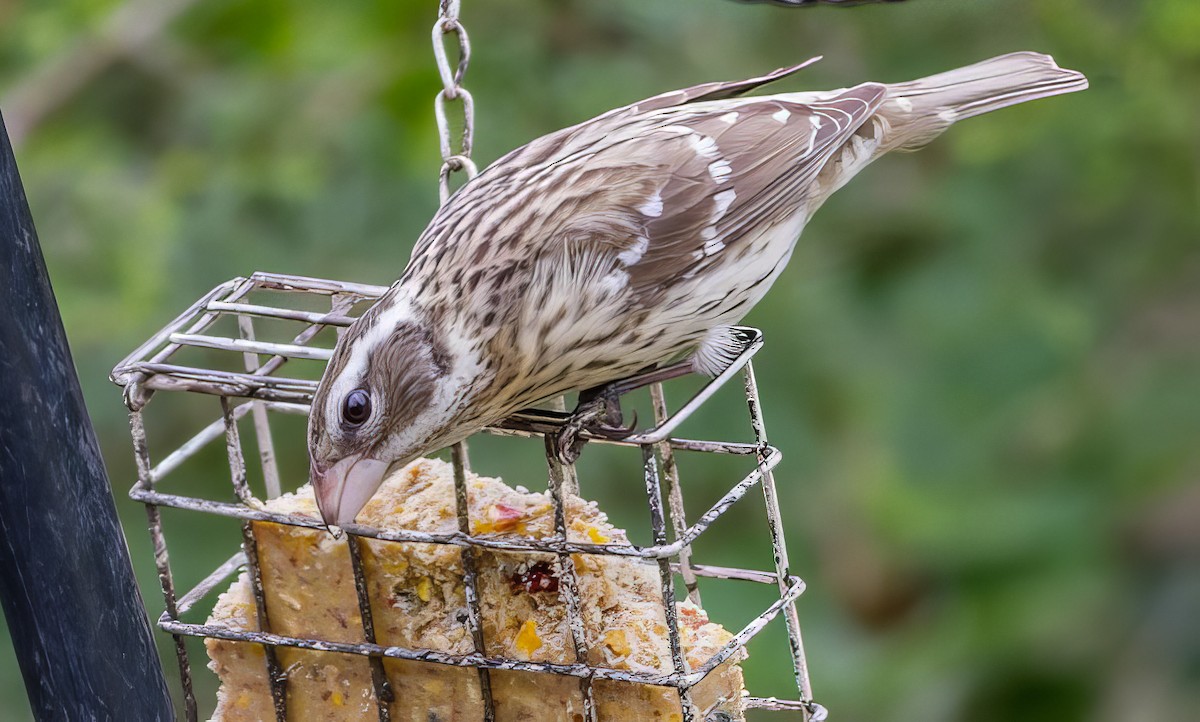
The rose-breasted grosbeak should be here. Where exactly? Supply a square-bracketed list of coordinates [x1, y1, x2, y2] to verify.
[309, 52, 1087, 526]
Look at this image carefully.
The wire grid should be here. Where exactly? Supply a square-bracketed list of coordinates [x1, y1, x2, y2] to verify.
[112, 271, 825, 722]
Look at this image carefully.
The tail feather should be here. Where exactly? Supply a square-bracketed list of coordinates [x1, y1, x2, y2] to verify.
[880, 52, 1088, 152]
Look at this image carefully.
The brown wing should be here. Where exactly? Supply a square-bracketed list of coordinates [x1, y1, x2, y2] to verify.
[616, 57, 824, 115]
[547, 83, 888, 299]
[485, 58, 826, 181]
[409, 59, 826, 264]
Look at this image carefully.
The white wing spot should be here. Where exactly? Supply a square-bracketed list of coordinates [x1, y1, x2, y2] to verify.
[772, 108, 791, 124]
[712, 189, 737, 220]
[600, 269, 630, 293]
[894, 97, 914, 113]
[700, 226, 718, 241]
[688, 133, 720, 159]
[938, 109, 959, 123]
[719, 111, 739, 124]
[708, 159, 732, 183]
[617, 236, 649, 266]
[703, 239, 726, 256]
[639, 191, 663, 218]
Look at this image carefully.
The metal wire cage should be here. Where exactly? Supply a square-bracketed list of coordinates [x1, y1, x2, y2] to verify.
[111, 271, 825, 721]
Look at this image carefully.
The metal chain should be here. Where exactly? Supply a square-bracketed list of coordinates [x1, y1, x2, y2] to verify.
[433, 0, 478, 204]
[433, 3, 495, 718]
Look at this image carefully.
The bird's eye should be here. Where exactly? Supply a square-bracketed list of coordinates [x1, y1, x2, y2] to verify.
[341, 389, 372, 427]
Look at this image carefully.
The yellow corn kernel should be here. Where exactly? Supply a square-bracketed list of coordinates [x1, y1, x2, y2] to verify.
[603, 629, 630, 657]
[416, 576, 433, 603]
[515, 620, 542, 656]
[235, 692, 251, 709]
[586, 526, 610, 544]
[331, 691, 344, 706]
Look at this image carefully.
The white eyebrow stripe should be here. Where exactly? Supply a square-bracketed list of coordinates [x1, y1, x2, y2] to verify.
[325, 294, 415, 435]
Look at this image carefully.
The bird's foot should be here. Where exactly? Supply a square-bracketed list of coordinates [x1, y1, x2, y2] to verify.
[551, 385, 637, 465]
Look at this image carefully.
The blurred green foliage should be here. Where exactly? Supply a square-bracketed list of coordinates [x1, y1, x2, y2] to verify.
[1, 0, 1198, 720]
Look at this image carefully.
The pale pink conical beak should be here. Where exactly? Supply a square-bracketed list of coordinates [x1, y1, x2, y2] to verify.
[311, 454, 390, 527]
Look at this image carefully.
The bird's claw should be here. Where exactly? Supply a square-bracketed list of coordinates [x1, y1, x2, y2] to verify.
[552, 419, 591, 466]
[592, 410, 638, 439]
[551, 388, 636, 465]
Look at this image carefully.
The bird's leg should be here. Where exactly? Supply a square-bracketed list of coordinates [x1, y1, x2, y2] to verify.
[552, 385, 626, 465]
[551, 359, 696, 464]
[604, 359, 697, 398]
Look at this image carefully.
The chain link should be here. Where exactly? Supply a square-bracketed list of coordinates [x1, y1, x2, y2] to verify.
[433, 0, 477, 204]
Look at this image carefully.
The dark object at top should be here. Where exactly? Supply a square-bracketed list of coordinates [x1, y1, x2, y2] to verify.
[0, 112, 173, 720]
[732, 0, 905, 6]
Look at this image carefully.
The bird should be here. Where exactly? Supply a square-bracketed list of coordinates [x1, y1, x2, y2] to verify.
[308, 52, 1088, 527]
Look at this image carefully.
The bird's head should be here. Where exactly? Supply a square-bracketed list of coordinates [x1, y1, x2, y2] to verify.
[308, 302, 454, 527]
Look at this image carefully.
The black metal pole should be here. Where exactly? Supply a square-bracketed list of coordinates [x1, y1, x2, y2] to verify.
[0, 113, 173, 719]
